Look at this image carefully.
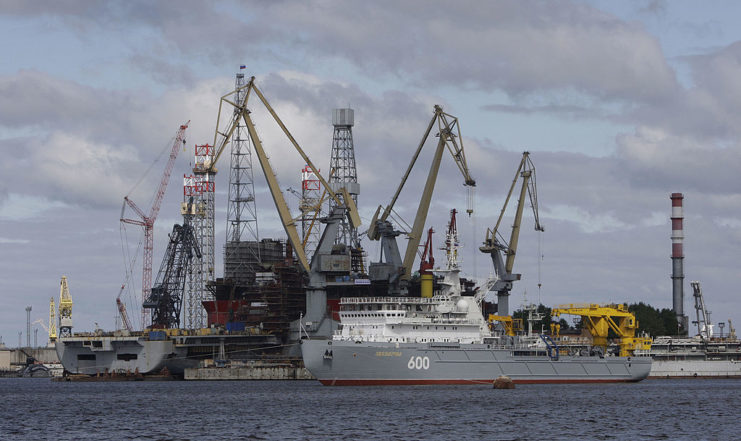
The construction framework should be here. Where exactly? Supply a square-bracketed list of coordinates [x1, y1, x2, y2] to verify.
[225, 71, 261, 286]
[183, 144, 216, 329]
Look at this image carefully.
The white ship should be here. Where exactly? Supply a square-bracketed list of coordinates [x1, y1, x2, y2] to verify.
[302, 268, 652, 385]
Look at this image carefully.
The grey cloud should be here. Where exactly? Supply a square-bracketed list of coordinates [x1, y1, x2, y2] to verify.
[6, 1, 679, 105]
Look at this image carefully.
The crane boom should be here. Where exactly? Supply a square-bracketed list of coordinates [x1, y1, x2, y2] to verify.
[480, 152, 543, 315]
[552, 303, 651, 357]
[367, 105, 475, 283]
[121, 122, 189, 329]
[116, 284, 133, 332]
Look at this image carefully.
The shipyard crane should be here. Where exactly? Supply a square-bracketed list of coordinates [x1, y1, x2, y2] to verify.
[121, 121, 189, 328]
[31, 319, 50, 345]
[58, 276, 73, 337]
[143, 199, 202, 329]
[204, 76, 360, 272]
[48, 297, 56, 343]
[552, 303, 652, 357]
[366, 105, 475, 290]
[116, 284, 133, 332]
[480, 151, 543, 316]
[691, 281, 713, 339]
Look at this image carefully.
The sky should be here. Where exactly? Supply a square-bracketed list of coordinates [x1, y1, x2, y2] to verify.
[1, 0, 740, 346]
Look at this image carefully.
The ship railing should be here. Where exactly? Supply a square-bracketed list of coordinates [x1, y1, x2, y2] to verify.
[340, 296, 446, 305]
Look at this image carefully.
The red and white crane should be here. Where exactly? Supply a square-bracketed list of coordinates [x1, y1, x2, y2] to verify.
[121, 121, 189, 329]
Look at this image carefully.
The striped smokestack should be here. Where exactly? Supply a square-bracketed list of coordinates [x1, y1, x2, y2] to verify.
[671, 193, 688, 334]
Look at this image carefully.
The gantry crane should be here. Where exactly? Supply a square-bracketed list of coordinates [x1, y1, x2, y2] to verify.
[480, 151, 543, 315]
[121, 121, 189, 328]
[551, 303, 652, 357]
[205, 76, 360, 273]
[58, 276, 73, 337]
[366, 105, 475, 292]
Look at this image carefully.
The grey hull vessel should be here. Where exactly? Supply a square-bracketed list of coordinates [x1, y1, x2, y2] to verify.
[302, 339, 651, 385]
[55, 334, 194, 375]
[56, 330, 281, 376]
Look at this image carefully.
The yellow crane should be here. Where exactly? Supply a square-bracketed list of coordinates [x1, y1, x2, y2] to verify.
[205, 76, 360, 273]
[48, 297, 57, 343]
[59, 276, 73, 337]
[551, 303, 652, 357]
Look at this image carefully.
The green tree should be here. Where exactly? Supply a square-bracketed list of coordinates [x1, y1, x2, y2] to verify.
[627, 302, 679, 337]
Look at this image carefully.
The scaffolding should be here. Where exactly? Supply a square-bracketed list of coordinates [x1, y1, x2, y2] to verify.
[183, 143, 216, 329]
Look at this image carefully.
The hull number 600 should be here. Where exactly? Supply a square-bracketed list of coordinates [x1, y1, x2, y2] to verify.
[407, 356, 430, 370]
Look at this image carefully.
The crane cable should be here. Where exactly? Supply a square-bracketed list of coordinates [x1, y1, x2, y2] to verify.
[537, 229, 543, 305]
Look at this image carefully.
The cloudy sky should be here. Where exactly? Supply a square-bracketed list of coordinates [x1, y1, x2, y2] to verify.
[2, 0, 740, 345]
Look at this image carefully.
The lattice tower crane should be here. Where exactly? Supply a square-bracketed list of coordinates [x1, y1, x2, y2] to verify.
[480, 151, 543, 316]
[121, 122, 189, 329]
[143, 199, 203, 329]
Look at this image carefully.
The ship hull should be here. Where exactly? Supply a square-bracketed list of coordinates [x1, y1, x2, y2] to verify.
[649, 359, 741, 379]
[302, 339, 652, 385]
[55, 335, 194, 375]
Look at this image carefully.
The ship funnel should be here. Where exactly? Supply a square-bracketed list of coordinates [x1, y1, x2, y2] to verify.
[671, 193, 688, 334]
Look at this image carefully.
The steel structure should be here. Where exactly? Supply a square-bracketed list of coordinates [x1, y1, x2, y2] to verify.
[59, 276, 73, 337]
[224, 72, 261, 285]
[479, 151, 543, 316]
[445, 209, 460, 270]
[183, 144, 216, 329]
[690, 281, 713, 339]
[552, 303, 652, 357]
[671, 193, 688, 334]
[300, 165, 323, 259]
[144, 200, 202, 329]
[49, 297, 57, 343]
[328, 109, 360, 248]
[25, 306, 31, 347]
[206, 75, 360, 273]
[367, 105, 475, 292]
[121, 122, 189, 328]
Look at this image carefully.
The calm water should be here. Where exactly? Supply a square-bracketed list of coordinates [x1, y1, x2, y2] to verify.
[1, 378, 738, 440]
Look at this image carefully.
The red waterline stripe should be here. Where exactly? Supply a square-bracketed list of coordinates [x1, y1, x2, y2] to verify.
[318, 378, 640, 386]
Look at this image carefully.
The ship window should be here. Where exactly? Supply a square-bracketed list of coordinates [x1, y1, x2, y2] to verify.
[117, 353, 138, 361]
[77, 354, 95, 360]
[92, 341, 103, 348]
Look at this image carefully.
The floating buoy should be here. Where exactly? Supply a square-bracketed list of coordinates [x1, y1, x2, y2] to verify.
[493, 375, 515, 389]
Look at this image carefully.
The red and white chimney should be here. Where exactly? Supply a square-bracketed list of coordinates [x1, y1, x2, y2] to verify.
[671, 193, 688, 334]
